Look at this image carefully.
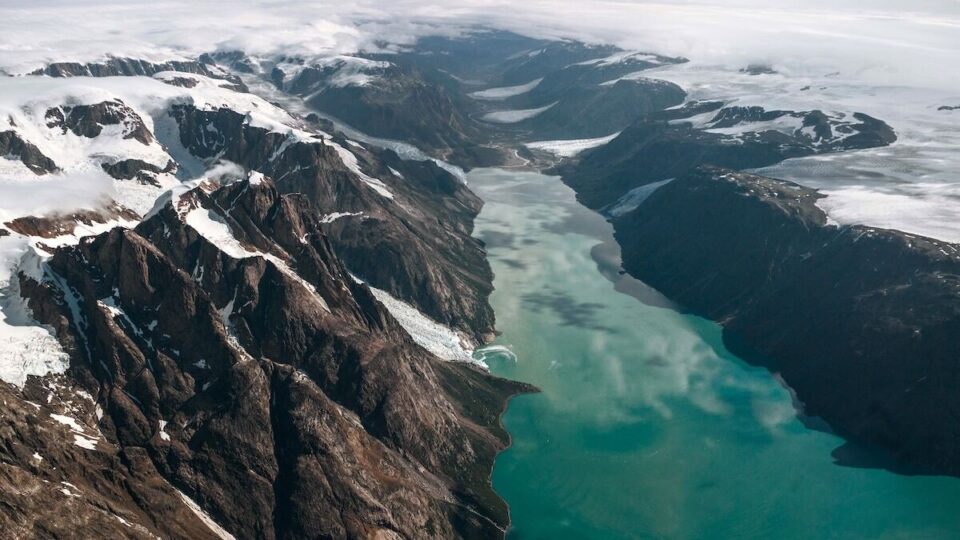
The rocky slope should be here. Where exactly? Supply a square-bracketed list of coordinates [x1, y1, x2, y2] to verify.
[611, 166, 960, 474]
[0, 130, 59, 174]
[32, 55, 247, 91]
[258, 54, 502, 168]
[248, 32, 688, 167]
[558, 103, 897, 208]
[168, 102, 496, 342]
[15, 174, 529, 538]
[0, 59, 531, 538]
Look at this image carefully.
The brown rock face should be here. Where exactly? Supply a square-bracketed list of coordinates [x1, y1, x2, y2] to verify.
[31, 56, 247, 91]
[45, 99, 154, 144]
[13, 175, 531, 539]
[613, 166, 960, 476]
[1, 50, 532, 538]
[4, 205, 138, 240]
[0, 130, 58, 174]
[171, 104, 496, 342]
[101, 158, 176, 184]
[0, 375, 226, 540]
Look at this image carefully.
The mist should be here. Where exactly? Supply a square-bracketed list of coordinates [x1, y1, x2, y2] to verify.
[0, 170, 114, 222]
[1, 1, 956, 91]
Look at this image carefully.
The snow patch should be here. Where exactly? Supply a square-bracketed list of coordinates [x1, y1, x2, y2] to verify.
[605, 178, 675, 217]
[184, 207, 253, 259]
[327, 141, 394, 199]
[469, 78, 542, 101]
[573, 51, 664, 67]
[50, 413, 85, 432]
[320, 211, 363, 224]
[173, 487, 236, 540]
[158, 419, 170, 441]
[183, 202, 331, 312]
[525, 131, 621, 157]
[481, 102, 557, 124]
[73, 434, 99, 450]
[50, 413, 101, 450]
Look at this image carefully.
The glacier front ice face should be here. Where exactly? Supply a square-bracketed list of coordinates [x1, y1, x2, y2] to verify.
[351, 274, 484, 367]
[0, 235, 69, 387]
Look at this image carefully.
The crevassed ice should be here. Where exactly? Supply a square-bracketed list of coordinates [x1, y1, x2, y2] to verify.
[355, 276, 484, 368]
[0, 235, 70, 387]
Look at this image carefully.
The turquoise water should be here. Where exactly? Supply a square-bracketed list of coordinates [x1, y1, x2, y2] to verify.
[469, 168, 960, 540]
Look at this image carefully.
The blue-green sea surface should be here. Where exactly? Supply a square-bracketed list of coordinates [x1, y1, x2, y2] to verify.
[469, 167, 960, 540]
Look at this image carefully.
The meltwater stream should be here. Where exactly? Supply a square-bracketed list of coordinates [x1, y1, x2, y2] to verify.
[469, 168, 960, 539]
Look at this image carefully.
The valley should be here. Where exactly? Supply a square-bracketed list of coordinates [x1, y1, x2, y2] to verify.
[0, 24, 958, 539]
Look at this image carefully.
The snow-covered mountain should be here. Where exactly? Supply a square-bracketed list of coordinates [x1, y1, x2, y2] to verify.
[0, 1, 958, 536]
[0, 51, 531, 538]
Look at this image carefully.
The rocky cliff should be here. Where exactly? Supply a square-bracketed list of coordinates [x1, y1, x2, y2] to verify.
[169, 103, 496, 342]
[7, 171, 531, 539]
[613, 166, 960, 474]
[559, 104, 897, 208]
[0, 58, 532, 539]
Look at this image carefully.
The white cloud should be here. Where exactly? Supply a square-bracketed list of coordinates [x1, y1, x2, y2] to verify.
[2, 1, 956, 91]
[0, 170, 114, 221]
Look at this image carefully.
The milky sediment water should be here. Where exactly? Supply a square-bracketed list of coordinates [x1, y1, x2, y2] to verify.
[469, 167, 960, 540]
